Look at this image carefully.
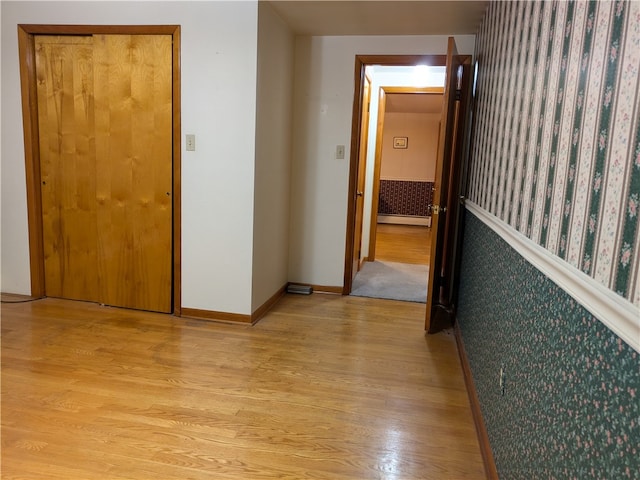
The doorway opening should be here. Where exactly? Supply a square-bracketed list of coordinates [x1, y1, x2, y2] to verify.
[345, 59, 447, 308]
[353, 80, 444, 304]
[344, 44, 473, 332]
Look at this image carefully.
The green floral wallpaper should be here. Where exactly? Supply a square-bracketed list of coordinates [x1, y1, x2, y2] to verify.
[457, 213, 640, 479]
[462, 1, 640, 476]
[467, 0, 640, 306]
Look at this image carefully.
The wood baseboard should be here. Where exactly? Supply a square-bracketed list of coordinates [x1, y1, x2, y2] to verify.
[181, 284, 288, 325]
[315, 285, 343, 294]
[181, 307, 252, 324]
[454, 321, 499, 480]
[251, 284, 287, 324]
[287, 282, 343, 295]
[1, 292, 44, 303]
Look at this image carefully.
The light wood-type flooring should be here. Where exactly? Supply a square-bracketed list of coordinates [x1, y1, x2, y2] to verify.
[374, 224, 431, 265]
[1, 294, 485, 479]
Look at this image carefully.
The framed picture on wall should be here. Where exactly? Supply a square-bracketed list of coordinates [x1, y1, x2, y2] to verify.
[393, 137, 408, 149]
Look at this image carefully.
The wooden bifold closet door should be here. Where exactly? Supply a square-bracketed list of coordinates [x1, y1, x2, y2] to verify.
[35, 34, 173, 313]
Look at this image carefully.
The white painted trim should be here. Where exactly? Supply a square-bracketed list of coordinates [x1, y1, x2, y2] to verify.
[466, 201, 640, 353]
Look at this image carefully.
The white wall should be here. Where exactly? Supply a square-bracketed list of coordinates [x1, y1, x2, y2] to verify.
[252, 3, 294, 312]
[289, 35, 475, 287]
[2, 6, 476, 310]
[1, 1, 259, 315]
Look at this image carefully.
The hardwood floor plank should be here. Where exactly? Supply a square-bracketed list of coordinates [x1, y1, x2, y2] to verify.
[2, 295, 485, 479]
[375, 223, 431, 265]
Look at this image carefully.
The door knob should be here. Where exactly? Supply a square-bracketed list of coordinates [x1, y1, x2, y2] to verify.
[356, 191, 364, 197]
[432, 205, 446, 214]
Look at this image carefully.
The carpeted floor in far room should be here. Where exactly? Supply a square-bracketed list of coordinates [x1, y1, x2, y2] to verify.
[350, 260, 428, 303]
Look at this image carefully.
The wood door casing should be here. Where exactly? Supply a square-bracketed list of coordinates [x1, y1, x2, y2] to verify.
[343, 54, 448, 294]
[33, 33, 173, 313]
[368, 86, 444, 264]
[352, 74, 371, 277]
[367, 86, 387, 262]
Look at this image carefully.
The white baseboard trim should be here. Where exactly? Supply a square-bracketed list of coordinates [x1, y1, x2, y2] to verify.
[466, 201, 639, 353]
[378, 215, 431, 227]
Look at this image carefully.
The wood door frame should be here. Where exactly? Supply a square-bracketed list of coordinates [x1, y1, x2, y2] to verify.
[17, 24, 182, 315]
[343, 54, 447, 294]
[351, 72, 372, 277]
[367, 85, 444, 263]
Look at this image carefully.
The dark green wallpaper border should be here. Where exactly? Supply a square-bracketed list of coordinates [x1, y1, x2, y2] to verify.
[457, 212, 639, 479]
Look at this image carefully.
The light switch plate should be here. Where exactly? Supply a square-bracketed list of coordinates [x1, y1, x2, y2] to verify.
[186, 134, 195, 151]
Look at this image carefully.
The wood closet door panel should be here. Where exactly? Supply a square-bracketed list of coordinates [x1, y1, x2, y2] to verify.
[35, 36, 99, 302]
[93, 34, 173, 313]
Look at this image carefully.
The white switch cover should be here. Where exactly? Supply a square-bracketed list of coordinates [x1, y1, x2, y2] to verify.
[186, 134, 196, 151]
[336, 145, 345, 160]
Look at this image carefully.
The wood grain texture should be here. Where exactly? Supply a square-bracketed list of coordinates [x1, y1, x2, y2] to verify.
[171, 26, 182, 316]
[181, 307, 252, 324]
[93, 34, 173, 313]
[289, 284, 343, 295]
[251, 284, 287, 323]
[19, 25, 181, 35]
[36, 35, 99, 302]
[368, 86, 387, 262]
[374, 223, 431, 265]
[18, 26, 46, 298]
[1, 296, 486, 479]
[426, 38, 461, 333]
[352, 75, 371, 277]
[19, 25, 180, 313]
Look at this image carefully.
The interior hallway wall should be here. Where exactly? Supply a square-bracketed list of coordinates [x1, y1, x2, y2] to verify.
[288, 35, 475, 288]
[376, 112, 439, 223]
[252, 2, 295, 312]
[1, 1, 259, 315]
[380, 112, 439, 182]
[467, 0, 640, 306]
[458, 214, 639, 478]
[459, 1, 640, 476]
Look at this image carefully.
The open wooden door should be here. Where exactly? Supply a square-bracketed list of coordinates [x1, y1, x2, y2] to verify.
[367, 86, 387, 263]
[425, 37, 464, 332]
[351, 73, 372, 279]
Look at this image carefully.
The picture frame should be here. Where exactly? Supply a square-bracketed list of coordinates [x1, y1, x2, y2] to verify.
[393, 136, 408, 149]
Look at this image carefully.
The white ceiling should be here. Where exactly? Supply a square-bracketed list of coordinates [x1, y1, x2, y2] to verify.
[266, 1, 489, 36]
